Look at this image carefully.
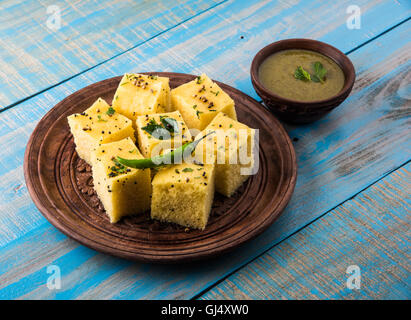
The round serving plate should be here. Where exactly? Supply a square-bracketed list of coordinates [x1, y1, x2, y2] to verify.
[24, 72, 297, 263]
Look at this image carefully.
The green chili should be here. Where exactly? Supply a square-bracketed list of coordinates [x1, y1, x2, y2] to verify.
[116, 131, 215, 169]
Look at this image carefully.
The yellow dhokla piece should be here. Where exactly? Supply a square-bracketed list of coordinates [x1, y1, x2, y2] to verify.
[112, 73, 170, 122]
[170, 73, 237, 130]
[67, 98, 135, 165]
[158, 76, 172, 112]
[91, 137, 151, 223]
[151, 163, 215, 230]
[195, 112, 256, 197]
[136, 111, 192, 158]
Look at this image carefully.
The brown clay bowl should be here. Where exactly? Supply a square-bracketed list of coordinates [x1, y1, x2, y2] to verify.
[250, 39, 355, 124]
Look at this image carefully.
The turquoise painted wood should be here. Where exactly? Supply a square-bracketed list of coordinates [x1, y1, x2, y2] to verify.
[0, 0, 409, 246]
[200, 163, 411, 300]
[0, 0, 222, 109]
[0, 0, 410, 299]
[0, 0, 409, 111]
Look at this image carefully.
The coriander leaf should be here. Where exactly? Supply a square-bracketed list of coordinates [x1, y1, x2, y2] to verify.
[108, 157, 129, 177]
[182, 168, 193, 172]
[160, 117, 179, 134]
[312, 61, 327, 83]
[142, 118, 176, 140]
[294, 66, 311, 81]
[141, 119, 163, 136]
[106, 107, 116, 116]
[311, 75, 320, 83]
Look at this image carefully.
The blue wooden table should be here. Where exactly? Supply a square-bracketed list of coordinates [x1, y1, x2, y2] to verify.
[0, 0, 410, 300]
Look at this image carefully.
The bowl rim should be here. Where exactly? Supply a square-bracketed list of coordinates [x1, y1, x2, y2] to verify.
[250, 38, 356, 107]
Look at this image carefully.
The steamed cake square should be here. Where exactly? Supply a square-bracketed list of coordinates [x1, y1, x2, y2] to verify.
[151, 163, 215, 230]
[67, 98, 135, 165]
[194, 112, 256, 197]
[170, 73, 236, 130]
[112, 73, 170, 122]
[91, 137, 151, 223]
[135, 111, 192, 158]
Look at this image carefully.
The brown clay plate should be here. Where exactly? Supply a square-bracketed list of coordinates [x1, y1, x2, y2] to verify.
[24, 72, 297, 263]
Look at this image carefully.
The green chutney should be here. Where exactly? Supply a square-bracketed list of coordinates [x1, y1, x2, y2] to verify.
[258, 49, 345, 102]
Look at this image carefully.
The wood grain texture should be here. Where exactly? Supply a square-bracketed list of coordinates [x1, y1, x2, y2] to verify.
[1, 0, 409, 248]
[200, 163, 411, 300]
[0, 0, 222, 109]
[0, 0, 409, 111]
[24, 73, 296, 263]
[0, 0, 410, 299]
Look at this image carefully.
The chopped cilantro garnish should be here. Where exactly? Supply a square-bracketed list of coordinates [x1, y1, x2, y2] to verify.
[141, 119, 169, 140]
[311, 62, 327, 83]
[142, 117, 179, 139]
[160, 116, 179, 134]
[106, 107, 116, 116]
[109, 157, 129, 177]
[294, 66, 311, 81]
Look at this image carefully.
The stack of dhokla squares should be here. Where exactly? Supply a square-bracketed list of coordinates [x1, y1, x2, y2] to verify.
[68, 73, 256, 229]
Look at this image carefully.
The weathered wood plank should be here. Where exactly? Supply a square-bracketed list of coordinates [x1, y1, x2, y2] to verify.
[200, 163, 411, 300]
[0, 0, 410, 299]
[0, 0, 409, 247]
[0, 0, 222, 109]
[1, 0, 410, 111]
